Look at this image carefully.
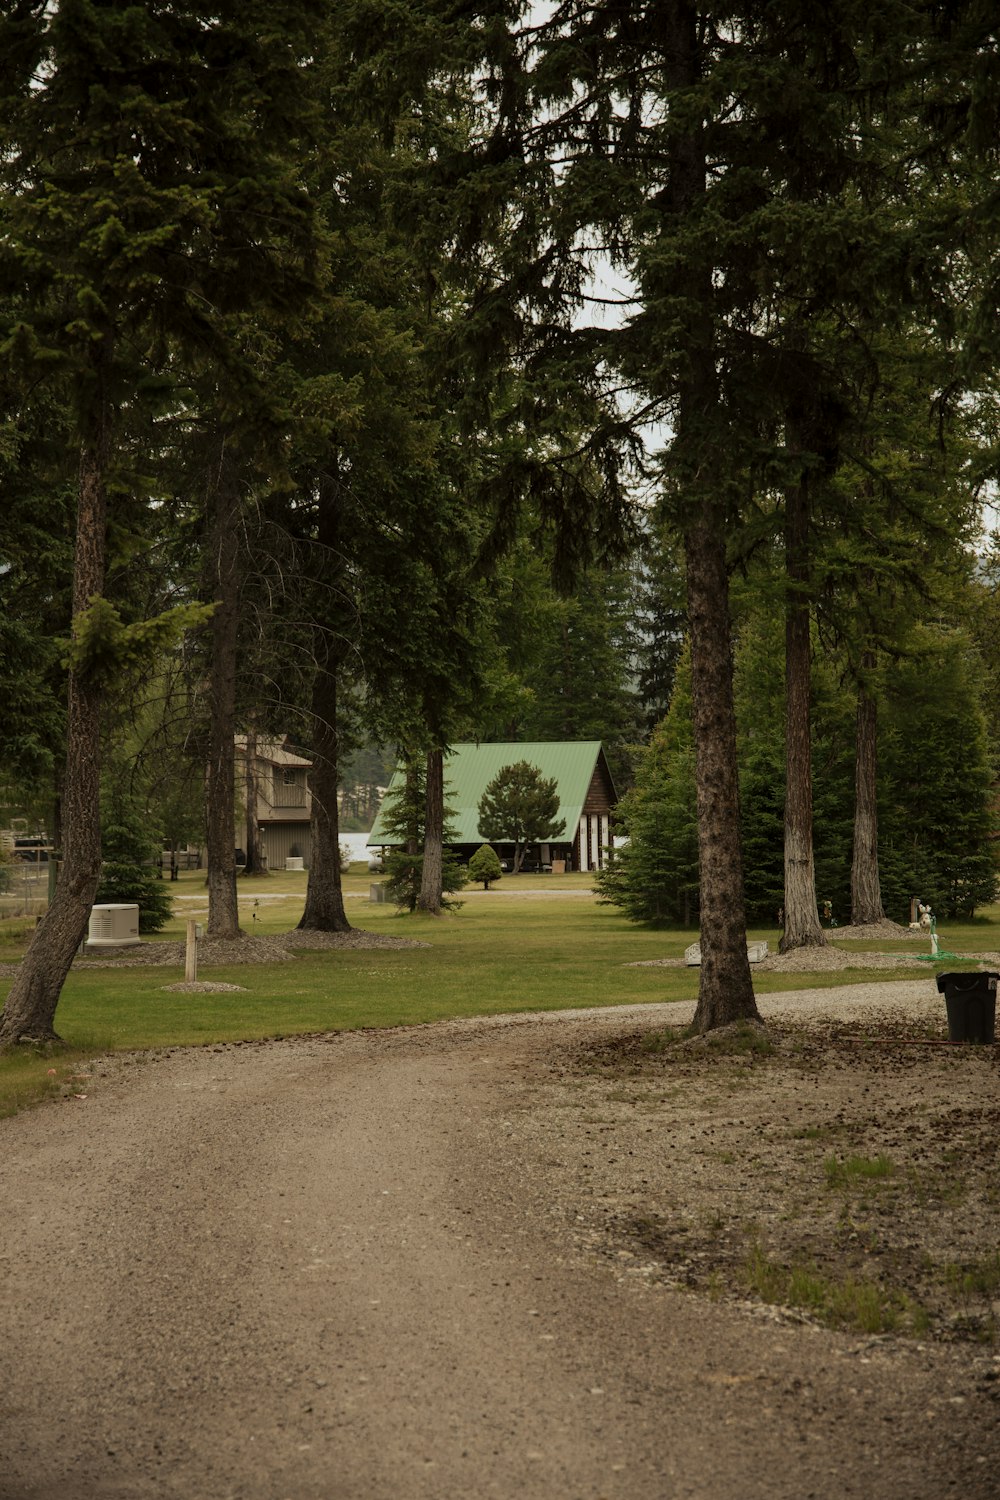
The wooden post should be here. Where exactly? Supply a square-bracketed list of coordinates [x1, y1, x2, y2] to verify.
[185, 919, 198, 983]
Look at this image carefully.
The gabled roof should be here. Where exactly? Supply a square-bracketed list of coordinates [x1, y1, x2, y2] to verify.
[368, 741, 614, 847]
[234, 735, 312, 770]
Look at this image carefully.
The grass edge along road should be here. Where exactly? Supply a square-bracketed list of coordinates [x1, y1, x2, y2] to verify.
[1, 869, 996, 1116]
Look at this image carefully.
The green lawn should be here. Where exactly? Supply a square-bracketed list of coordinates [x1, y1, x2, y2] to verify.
[2, 868, 996, 1115]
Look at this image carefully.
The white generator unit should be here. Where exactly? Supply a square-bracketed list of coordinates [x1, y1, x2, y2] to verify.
[87, 903, 141, 947]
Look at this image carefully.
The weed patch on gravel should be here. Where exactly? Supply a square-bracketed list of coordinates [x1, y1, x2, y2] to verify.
[527, 1017, 1000, 1343]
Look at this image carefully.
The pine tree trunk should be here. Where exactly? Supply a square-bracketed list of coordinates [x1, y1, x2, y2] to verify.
[299, 471, 350, 931]
[0, 420, 109, 1048]
[403, 757, 420, 911]
[299, 657, 351, 932]
[662, 0, 758, 1032]
[204, 441, 242, 940]
[685, 514, 760, 1032]
[243, 721, 265, 876]
[851, 665, 885, 925]
[417, 748, 445, 914]
[780, 463, 826, 953]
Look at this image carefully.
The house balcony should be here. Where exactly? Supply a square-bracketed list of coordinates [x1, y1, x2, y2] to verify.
[272, 788, 306, 808]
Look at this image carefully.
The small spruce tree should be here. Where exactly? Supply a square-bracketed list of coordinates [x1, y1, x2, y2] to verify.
[468, 844, 503, 890]
[379, 755, 466, 912]
[878, 634, 999, 919]
[94, 793, 173, 934]
[594, 730, 700, 926]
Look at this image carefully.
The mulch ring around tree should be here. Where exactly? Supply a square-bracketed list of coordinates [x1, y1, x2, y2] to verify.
[274, 928, 431, 951]
[0, 929, 430, 979]
[629, 921, 1000, 974]
[160, 981, 249, 994]
[80, 929, 429, 967]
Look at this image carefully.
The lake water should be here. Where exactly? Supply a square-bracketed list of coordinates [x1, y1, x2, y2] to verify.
[341, 831, 375, 863]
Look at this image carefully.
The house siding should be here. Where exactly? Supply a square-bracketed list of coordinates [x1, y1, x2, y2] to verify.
[260, 823, 311, 870]
[582, 758, 616, 815]
[235, 737, 314, 868]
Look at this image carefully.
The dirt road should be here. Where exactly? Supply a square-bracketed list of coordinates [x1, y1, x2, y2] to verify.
[1, 997, 997, 1499]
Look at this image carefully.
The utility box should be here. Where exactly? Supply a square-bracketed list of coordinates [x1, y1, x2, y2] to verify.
[87, 904, 141, 948]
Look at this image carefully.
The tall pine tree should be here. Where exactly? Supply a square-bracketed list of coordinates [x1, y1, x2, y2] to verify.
[0, 0, 321, 1045]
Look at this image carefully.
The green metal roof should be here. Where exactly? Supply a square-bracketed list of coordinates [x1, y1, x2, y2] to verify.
[367, 741, 608, 847]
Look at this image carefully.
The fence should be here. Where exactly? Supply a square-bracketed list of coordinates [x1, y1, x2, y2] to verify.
[0, 848, 54, 920]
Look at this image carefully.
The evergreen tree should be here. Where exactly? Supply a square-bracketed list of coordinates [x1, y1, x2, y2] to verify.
[0, 379, 74, 818]
[878, 632, 998, 920]
[468, 845, 503, 891]
[94, 791, 173, 935]
[601, 602, 1000, 938]
[101, 663, 205, 882]
[595, 655, 700, 927]
[733, 613, 788, 928]
[489, 0, 991, 1019]
[284, 3, 519, 928]
[418, 747, 447, 915]
[734, 603, 857, 930]
[380, 756, 425, 914]
[818, 350, 985, 925]
[477, 761, 566, 875]
[0, 0, 323, 1046]
[379, 753, 466, 913]
[512, 562, 645, 789]
[635, 531, 687, 736]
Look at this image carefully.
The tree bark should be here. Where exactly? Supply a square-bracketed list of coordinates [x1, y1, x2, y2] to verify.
[204, 439, 242, 939]
[685, 515, 760, 1032]
[665, 0, 758, 1032]
[851, 660, 886, 925]
[242, 721, 266, 877]
[416, 747, 445, 914]
[780, 457, 826, 953]
[400, 757, 421, 912]
[0, 412, 109, 1048]
[299, 657, 351, 932]
[299, 470, 351, 932]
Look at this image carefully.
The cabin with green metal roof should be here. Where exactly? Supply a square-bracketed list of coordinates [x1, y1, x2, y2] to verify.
[367, 742, 618, 873]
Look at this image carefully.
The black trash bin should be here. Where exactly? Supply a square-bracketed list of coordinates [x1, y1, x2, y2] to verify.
[935, 972, 998, 1044]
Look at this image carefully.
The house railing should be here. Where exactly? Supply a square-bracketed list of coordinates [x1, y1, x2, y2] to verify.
[272, 787, 307, 808]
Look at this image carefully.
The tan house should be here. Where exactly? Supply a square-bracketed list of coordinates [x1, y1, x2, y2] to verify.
[234, 735, 313, 869]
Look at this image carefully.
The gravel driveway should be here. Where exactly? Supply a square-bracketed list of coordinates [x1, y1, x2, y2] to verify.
[1, 980, 998, 1499]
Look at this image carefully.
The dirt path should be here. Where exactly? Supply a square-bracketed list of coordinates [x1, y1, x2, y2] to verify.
[1, 994, 997, 1499]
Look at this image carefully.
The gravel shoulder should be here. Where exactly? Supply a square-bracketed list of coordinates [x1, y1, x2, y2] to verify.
[1, 977, 998, 1499]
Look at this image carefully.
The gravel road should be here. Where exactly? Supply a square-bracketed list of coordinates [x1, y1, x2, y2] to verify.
[2, 983, 997, 1499]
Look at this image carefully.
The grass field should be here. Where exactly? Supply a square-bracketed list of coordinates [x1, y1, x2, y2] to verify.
[2, 865, 996, 1115]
